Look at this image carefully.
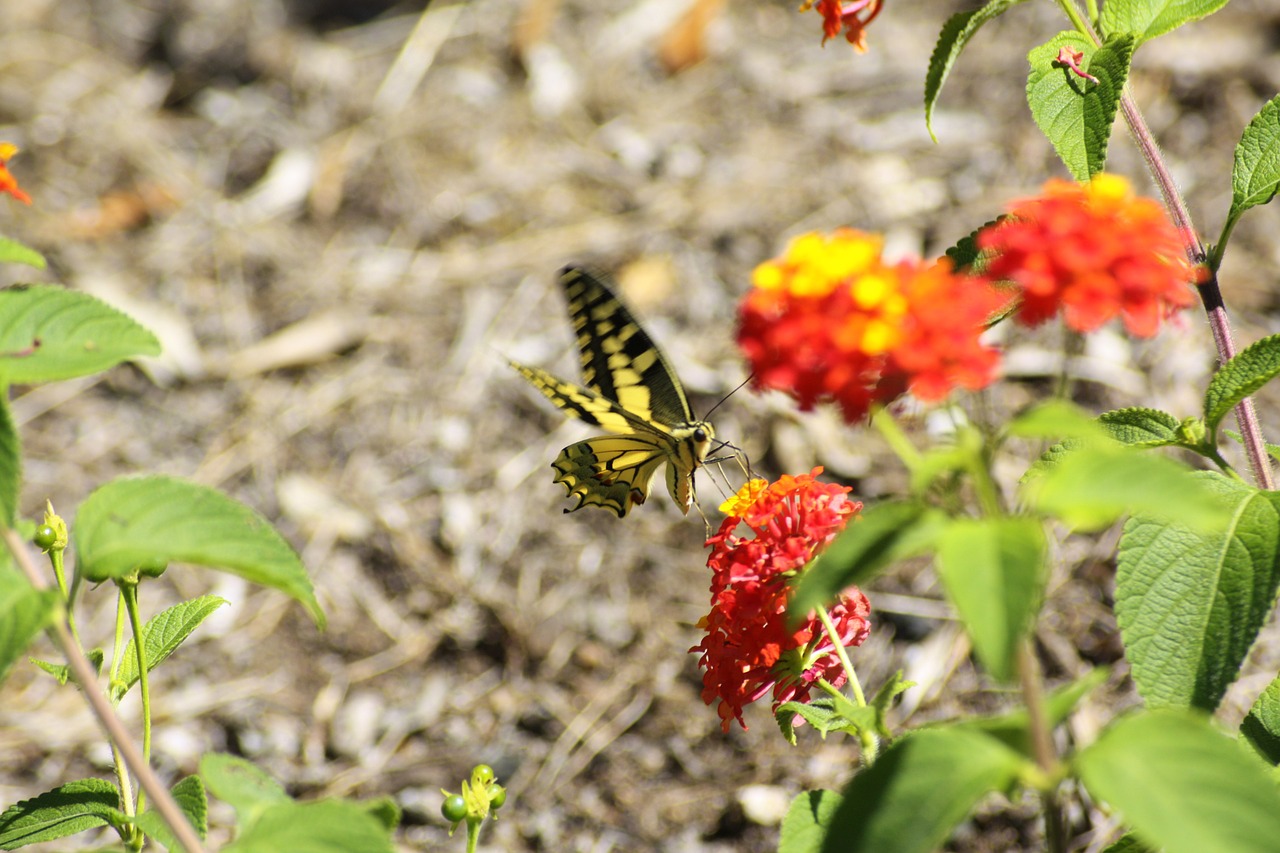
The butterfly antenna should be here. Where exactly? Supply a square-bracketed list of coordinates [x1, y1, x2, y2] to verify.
[701, 372, 755, 421]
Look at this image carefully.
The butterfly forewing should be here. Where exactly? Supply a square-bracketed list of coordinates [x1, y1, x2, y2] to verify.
[510, 266, 714, 517]
[561, 266, 696, 428]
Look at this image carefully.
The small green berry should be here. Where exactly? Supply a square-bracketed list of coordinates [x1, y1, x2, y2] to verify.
[441, 794, 467, 823]
[33, 525, 57, 550]
[472, 764, 495, 786]
[489, 785, 507, 810]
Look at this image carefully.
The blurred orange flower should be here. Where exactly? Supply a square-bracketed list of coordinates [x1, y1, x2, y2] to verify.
[737, 229, 1007, 422]
[0, 144, 32, 205]
[978, 174, 1200, 337]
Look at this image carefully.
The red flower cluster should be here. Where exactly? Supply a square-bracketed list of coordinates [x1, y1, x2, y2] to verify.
[692, 468, 870, 732]
[0, 144, 31, 205]
[978, 174, 1200, 337]
[804, 0, 883, 51]
[737, 229, 1007, 422]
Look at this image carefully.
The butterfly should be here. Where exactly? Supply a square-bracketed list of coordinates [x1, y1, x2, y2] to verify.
[510, 266, 716, 517]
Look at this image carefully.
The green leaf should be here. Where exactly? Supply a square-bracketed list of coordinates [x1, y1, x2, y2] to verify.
[222, 799, 396, 853]
[1097, 407, 1186, 447]
[776, 698, 850, 745]
[779, 790, 843, 853]
[30, 648, 104, 686]
[0, 566, 58, 686]
[1026, 33, 1135, 181]
[1240, 674, 1280, 767]
[1102, 833, 1157, 853]
[0, 398, 18, 527]
[358, 797, 400, 833]
[1022, 440, 1226, 531]
[821, 728, 1027, 853]
[925, 0, 1028, 140]
[1099, 0, 1231, 43]
[113, 595, 229, 702]
[1007, 399, 1110, 440]
[936, 518, 1046, 682]
[134, 775, 208, 852]
[0, 285, 160, 385]
[791, 502, 943, 621]
[75, 477, 323, 628]
[1228, 95, 1280, 224]
[0, 778, 125, 847]
[0, 237, 46, 269]
[200, 754, 290, 829]
[1116, 474, 1280, 710]
[960, 668, 1109, 757]
[1077, 710, 1280, 853]
[1204, 333, 1280, 437]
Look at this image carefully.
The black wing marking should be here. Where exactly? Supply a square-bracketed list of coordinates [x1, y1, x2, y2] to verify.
[560, 266, 696, 428]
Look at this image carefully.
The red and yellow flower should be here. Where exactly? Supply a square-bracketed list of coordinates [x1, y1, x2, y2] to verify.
[737, 229, 1006, 422]
[978, 173, 1200, 337]
[692, 468, 870, 731]
[803, 0, 884, 52]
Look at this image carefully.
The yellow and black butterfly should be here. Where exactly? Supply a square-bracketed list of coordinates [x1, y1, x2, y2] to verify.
[510, 266, 715, 517]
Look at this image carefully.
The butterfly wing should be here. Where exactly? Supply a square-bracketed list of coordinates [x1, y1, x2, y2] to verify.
[552, 435, 670, 517]
[560, 266, 696, 429]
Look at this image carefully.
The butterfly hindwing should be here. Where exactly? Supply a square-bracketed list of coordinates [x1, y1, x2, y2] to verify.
[511, 267, 715, 517]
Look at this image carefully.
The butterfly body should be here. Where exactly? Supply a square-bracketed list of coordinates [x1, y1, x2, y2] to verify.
[510, 267, 714, 517]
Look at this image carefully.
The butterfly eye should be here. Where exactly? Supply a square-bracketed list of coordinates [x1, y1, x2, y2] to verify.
[694, 428, 708, 442]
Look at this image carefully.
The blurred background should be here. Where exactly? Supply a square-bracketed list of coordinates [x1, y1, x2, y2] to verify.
[2, 0, 1278, 849]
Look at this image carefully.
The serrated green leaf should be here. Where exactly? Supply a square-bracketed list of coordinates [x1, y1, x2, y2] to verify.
[1026, 33, 1135, 180]
[113, 595, 229, 702]
[960, 668, 1109, 757]
[0, 284, 160, 385]
[222, 799, 395, 853]
[134, 775, 208, 852]
[1229, 95, 1280, 220]
[1099, 0, 1230, 43]
[936, 518, 1046, 682]
[75, 477, 323, 628]
[0, 237, 46, 270]
[821, 728, 1027, 853]
[1097, 407, 1185, 447]
[0, 778, 124, 847]
[870, 672, 914, 739]
[779, 790, 843, 853]
[1117, 474, 1280, 710]
[1077, 710, 1280, 853]
[925, 1, 1029, 140]
[1240, 675, 1280, 767]
[792, 502, 944, 621]
[0, 398, 18, 528]
[777, 699, 846, 744]
[0, 566, 58, 686]
[1204, 333, 1280, 436]
[1022, 440, 1226, 531]
[200, 753, 289, 829]
[30, 648, 104, 685]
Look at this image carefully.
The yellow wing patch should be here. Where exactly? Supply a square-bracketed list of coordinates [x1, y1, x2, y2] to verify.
[511, 267, 714, 517]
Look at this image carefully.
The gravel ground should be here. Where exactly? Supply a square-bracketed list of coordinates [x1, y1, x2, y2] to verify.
[2, 0, 1279, 850]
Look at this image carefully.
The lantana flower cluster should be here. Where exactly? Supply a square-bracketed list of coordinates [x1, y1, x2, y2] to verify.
[804, 0, 884, 52]
[692, 468, 870, 731]
[737, 229, 1008, 422]
[978, 173, 1200, 337]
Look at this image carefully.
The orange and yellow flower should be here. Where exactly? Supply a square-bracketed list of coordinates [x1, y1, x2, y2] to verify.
[692, 468, 869, 731]
[737, 229, 1007, 422]
[0, 143, 32, 205]
[977, 174, 1200, 337]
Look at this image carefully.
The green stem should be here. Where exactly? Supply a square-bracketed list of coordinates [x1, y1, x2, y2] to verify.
[466, 816, 481, 853]
[1018, 643, 1065, 853]
[121, 582, 153, 816]
[871, 407, 921, 472]
[815, 605, 879, 763]
[1053, 0, 1095, 41]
